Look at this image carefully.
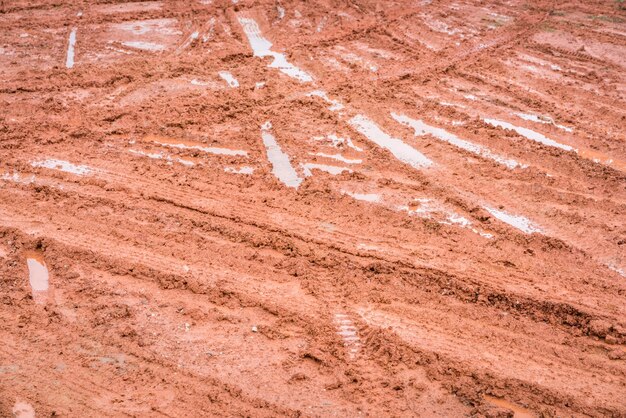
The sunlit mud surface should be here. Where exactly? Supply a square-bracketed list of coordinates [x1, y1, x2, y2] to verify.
[0, 0, 625, 416]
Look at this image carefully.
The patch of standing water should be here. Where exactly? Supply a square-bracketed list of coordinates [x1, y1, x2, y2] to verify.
[514, 112, 572, 132]
[66, 28, 77, 69]
[402, 199, 493, 239]
[439, 101, 466, 109]
[218, 71, 239, 88]
[484, 206, 541, 234]
[306, 90, 345, 111]
[113, 19, 181, 36]
[129, 149, 195, 166]
[301, 163, 352, 177]
[2, 172, 35, 184]
[25, 251, 49, 304]
[334, 313, 361, 360]
[190, 78, 216, 87]
[121, 41, 166, 51]
[484, 118, 574, 151]
[335, 48, 378, 72]
[261, 121, 302, 188]
[392, 113, 524, 169]
[342, 191, 381, 202]
[357, 243, 380, 251]
[237, 17, 313, 83]
[607, 263, 625, 278]
[12, 401, 35, 418]
[348, 114, 433, 169]
[145, 135, 248, 156]
[31, 159, 92, 175]
[490, 118, 626, 171]
[484, 395, 534, 418]
[312, 153, 362, 164]
[176, 31, 199, 52]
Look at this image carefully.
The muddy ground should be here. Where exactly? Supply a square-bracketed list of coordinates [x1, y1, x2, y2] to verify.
[1, 0, 625, 416]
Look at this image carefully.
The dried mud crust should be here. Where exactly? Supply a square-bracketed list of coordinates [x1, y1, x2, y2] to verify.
[1, 0, 625, 416]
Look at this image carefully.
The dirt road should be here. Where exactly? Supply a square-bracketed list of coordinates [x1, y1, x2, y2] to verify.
[1, 0, 625, 416]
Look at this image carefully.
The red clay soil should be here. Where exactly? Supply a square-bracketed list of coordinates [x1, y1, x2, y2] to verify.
[1, 0, 625, 416]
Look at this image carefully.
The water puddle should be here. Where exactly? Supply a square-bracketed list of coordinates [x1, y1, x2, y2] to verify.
[66, 27, 77, 68]
[426, 19, 460, 36]
[224, 166, 254, 175]
[316, 16, 327, 33]
[106, 45, 133, 55]
[606, 263, 625, 278]
[484, 118, 574, 151]
[144, 135, 247, 156]
[335, 48, 378, 72]
[334, 313, 361, 360]
[237, 16, 313, 83]
[176, 31, 199, 53]
[484, 206, 541, 234]
[312, 152, 362, 164]
[577, 148, 626, 173]
[307, 90, 345, 111]
[323, 56, 351, 72]
[129, 149, 195, 166]
[218, 71, 239, 88]
[25, 251, 49, 304]
[342, 191, 381, 202]
[113, 18, 181, 36]
[31, 159, 92, 176]
[440, 101, 465, 108]
[190, 78, 213, 86]
[0, 365, 19, 374]
[392, 113, 524, 169]
[484, 395, 534, 417]
[514, 112, 572, 132]
[301, 163, 352, 177]
[357, 243, 380, 251]
[261, 121, 302, 188]
[348, 114, 433, 169]
[2, 172, 35, 184]
[485, 118, 625, 171]
[122, 41, 166, 51]
[12, 401, 35, 418]
[403, 199, 493, 238]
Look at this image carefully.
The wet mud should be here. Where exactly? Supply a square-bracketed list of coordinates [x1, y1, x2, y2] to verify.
[1, 0, 625, 416]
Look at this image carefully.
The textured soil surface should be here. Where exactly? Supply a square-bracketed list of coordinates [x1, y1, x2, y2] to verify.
[1, 0, 625, 416]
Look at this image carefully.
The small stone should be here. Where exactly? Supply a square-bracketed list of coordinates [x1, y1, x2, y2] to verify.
[608, 349, 625, 360]
[605, 335, 618, 345]
[251, 325, 258, 332]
